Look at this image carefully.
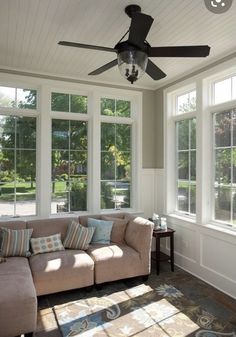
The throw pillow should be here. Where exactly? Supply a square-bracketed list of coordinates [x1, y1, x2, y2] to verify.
[87, 218, 113, 244]
[0, 227, 33, 257]
[63, 221, 95, 250]
[30, 233, 64, 255]
[101, 216, 128, 243]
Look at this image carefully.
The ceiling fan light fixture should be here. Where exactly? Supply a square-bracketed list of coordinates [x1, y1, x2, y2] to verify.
[117, 49, 148, 84]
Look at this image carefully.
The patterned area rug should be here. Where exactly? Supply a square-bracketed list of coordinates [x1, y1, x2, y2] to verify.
[53, 283, 236, 337]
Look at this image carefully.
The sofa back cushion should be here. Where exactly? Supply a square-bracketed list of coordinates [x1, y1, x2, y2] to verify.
[27, 217, 77, 241]
[79, 212, 128, 227]
[101, 215, 128, 243]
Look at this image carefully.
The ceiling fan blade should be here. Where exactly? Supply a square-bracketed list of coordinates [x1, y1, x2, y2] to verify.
[148, 45, 210, 57]
[58, 41, 115, 53]
[128, 13, 154, 49]
[146, 59, 166, 80]
[88, 59, 118, 75]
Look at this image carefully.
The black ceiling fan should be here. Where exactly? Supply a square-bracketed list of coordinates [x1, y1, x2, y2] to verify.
[58, 4, 210, 84]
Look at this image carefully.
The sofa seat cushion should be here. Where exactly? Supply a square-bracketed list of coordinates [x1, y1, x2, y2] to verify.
[87, 243, 144, 284]
[0, 257, 37, 337]
[29, 249, 94, 296]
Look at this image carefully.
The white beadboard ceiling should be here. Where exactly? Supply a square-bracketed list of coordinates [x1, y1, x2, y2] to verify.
[0, 0, 236, 90]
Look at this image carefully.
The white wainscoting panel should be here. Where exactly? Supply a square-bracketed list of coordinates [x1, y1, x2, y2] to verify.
[201, 234, 236, 281]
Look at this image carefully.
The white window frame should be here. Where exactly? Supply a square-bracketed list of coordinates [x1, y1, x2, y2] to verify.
[0, 82, 39, 217]
[0, 73, 142, 219]
[165, 57, 236, 232]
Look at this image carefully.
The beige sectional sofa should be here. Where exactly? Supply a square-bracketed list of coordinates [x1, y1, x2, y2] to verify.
[0, 213, 153, 337]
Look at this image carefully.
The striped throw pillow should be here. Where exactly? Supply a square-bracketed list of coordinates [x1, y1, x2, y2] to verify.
[31, 233, 65, 255]
[63, 221, 95, 250]
[0, 227, 33, 257]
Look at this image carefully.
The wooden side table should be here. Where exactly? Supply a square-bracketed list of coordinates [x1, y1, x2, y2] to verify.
[152, 228, 175, 275]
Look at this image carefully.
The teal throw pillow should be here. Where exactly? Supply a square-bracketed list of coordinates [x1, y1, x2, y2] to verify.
[87, 218, 113, 244]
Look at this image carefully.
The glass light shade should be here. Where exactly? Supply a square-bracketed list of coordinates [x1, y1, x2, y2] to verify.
[117, 50, 148, 84]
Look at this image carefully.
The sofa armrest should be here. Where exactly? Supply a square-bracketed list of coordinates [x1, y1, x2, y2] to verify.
[125, 216, 154, 262]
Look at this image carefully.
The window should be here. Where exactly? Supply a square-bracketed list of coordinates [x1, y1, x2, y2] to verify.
[177, 90, 196, 114]
[51, 119, 88, 214]
[101, 97, 131, 117]
[213, 75, 236, 105]
[100, 97, 132, 209]
[51, 92, 87, 113]
[101, 123, 131, 209]
[0, 86, 37, 109]
[0, 77, 141, 219]
[213, 109, 236, 227]
[0, 115, 37, 216]
[176, 118, 196, 215]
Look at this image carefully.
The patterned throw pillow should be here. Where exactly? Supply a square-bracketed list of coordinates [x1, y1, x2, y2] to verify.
[0, 227, 33, 257]
[30, 233, 64, 255]
[63, 221, 95, 250]
[87, 218, 113, 244]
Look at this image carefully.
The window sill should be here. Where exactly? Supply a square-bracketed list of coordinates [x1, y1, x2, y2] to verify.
[204, 223, 236, 237]
[167, 213, 196, 224]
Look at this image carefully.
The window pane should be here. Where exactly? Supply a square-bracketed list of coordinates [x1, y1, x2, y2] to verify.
[101, 181, 115, 209]
[116, 124, 131, 151]
[215, 149, 231, 185]
[101, 123, 115, 151]
[177, 181, 189, 212]
[101, 98, 115, 116]
[116, 152, 131, 180]
[116, 182, 131, 208]
[52, 150, 69, 179]
[0, 183, 14, 216]
[101, 152, 115, 180]
[70, 178, 87, 211]
[17, 89, 37, 109]
[0, 116, 15, 149]
[214, 186, 231, 223]
[0, 86, 15, 108]
[190, 184, 196, 214]
[70, 151, 87, 176]
[51, 182, 69, 214]
[16, 180, 36, 216]
[190, 150, 196, 180]
[177, 91, 196, 113]
[178, 152, 189, 180]
[16, 150, 36, 183]
[51, 92, 69, 112]
[214, 78, 231, 104]
[215, 111, 231, 147]
[52, 120, 69, 149]
[116, 100, 131, 117]
[190, 118, 196, 149]
[178, 120, 189, 150]
[70, 120, 87, 150]
[16, 117, 36, 149]
[70, 95, 87, 113]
